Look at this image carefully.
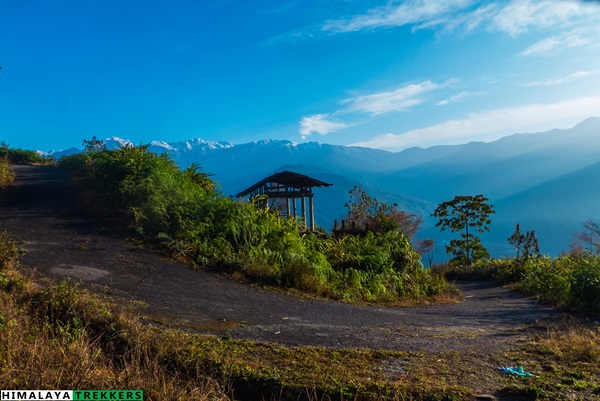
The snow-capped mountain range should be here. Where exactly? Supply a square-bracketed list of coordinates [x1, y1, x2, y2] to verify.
[44, 117, 600, 261]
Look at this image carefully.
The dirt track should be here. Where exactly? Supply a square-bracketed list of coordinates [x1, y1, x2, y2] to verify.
[0, 165, 558, 353]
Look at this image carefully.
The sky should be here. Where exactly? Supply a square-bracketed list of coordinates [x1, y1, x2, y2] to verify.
[1, 0, 600, 152]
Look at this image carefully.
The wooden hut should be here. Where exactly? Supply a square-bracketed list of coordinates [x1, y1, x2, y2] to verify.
[236, 171, 332, 231]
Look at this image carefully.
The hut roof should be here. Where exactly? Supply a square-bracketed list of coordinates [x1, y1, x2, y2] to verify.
[236, 171, 332, 197]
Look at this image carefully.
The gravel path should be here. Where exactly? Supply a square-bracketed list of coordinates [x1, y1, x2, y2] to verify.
[0, 165, 558, 353]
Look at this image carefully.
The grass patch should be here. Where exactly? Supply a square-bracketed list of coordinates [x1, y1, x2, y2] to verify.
[1, 229, 598, 399]
[0, 158, 15, 187]
[498, 317, 600, 400]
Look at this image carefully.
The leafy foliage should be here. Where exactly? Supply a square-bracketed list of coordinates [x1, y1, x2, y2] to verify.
[60, 145, 451, 303]
[432, 195, 495, 265]
[443, 254, 600, 315]
[343, 185, 423, 237]
[0, 141, 51, 165]
[82, 135, 107, 152]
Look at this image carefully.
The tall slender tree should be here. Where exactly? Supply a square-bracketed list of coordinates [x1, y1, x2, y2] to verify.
[432, 194, 495, 265]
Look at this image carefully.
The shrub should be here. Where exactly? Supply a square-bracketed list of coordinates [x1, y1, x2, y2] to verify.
[570, 258, 600, 313]
[448, 254, 600, 315]
[60, 145, 451, 303]
[0, 143, 51, 165]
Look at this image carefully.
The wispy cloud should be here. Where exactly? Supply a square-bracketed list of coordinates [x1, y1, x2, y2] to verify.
[342, 81, 438, 115]
[486, 0, 595, 36]
[526, 71, 593, 87]
[435, 91, 483, 106]
[299, 114, 349, 138]
[352, 96, 600, 150]
[519, 31, 595, 56]
[322, 0, 600, 37]
[298, 81, 440, 138]
[322, 0, 474, 33]
[266, 0, 600, 59]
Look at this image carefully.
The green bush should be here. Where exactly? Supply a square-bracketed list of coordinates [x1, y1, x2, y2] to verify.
[452, 254, 600, 315]
[570, 258, 600, 313]
[0, 144, 50, 165]
[519, 257, 572, 306]
[60, 144, 450, 303]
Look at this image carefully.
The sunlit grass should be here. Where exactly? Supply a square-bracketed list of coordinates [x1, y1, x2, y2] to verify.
[0, 159, 14, 187]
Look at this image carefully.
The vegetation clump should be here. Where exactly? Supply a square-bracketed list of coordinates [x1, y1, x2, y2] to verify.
[60, 143, 452, 303]
[0, 158, 14, 187]
[0, 142, 52, 165]
[436, 222, 600, 315]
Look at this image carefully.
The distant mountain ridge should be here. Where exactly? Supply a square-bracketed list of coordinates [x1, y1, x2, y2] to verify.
[44, 117, 600, 260]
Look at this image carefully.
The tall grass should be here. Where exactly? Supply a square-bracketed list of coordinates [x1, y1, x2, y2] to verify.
[0, 158, 14, 187]
[0, 231, 225, 399]
[60, 145, 453, 303]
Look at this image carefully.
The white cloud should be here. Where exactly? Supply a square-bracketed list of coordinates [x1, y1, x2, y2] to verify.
[352, 96, 600, 150]
[488, 0, 593, 36]
[342, 81, 438, 115]
[299, 114, 349, 138]
[519, 32, 594, 56]
[322, 0, 474, 33]
[298, 81, 441, 138]
[321, 0, 600, 37]
[526, 71, 593, 87]
[435, 91, 483, 106]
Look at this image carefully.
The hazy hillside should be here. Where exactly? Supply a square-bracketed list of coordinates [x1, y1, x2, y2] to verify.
[493, 159, 600, 255]
[45, 117, 600, 260]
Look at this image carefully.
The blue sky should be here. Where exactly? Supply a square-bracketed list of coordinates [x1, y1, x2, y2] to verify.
[1, 0, 600, 152]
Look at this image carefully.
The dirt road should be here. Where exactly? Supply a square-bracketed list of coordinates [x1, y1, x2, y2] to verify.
[0, 165, 558, 353]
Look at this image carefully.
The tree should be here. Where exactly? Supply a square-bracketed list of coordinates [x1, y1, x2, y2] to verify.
[83, 136, 106, 152]
[574, 219, 600, 255]
[508, 223, 525, 259]
[415, 238, 434, 268]
[432, 194, 495, 265]
[343, 186, 423, 237]
[522, 230, 540, 260]
[508, 223, 540, 261]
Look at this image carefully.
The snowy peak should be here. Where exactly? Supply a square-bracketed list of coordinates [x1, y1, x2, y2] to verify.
[104, 137, 134, 149]
[149, 138, 234, 155]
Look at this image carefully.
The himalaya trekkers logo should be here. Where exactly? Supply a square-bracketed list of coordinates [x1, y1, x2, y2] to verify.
[0, 390, 143, 400]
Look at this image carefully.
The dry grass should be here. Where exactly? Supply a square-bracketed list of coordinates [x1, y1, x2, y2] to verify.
[0, 233, 473, 401]
[2, 228, 599, 400]
[0, 159, 15, 187]
[498, 317, 600, 400]
[0, 239, 228, 400]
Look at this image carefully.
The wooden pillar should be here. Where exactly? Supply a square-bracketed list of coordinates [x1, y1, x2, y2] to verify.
[292, 197, 297, 217]
[301, 197, 306, 227]
[286, 196, 290, 217]
[309, 195, 315, 231]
